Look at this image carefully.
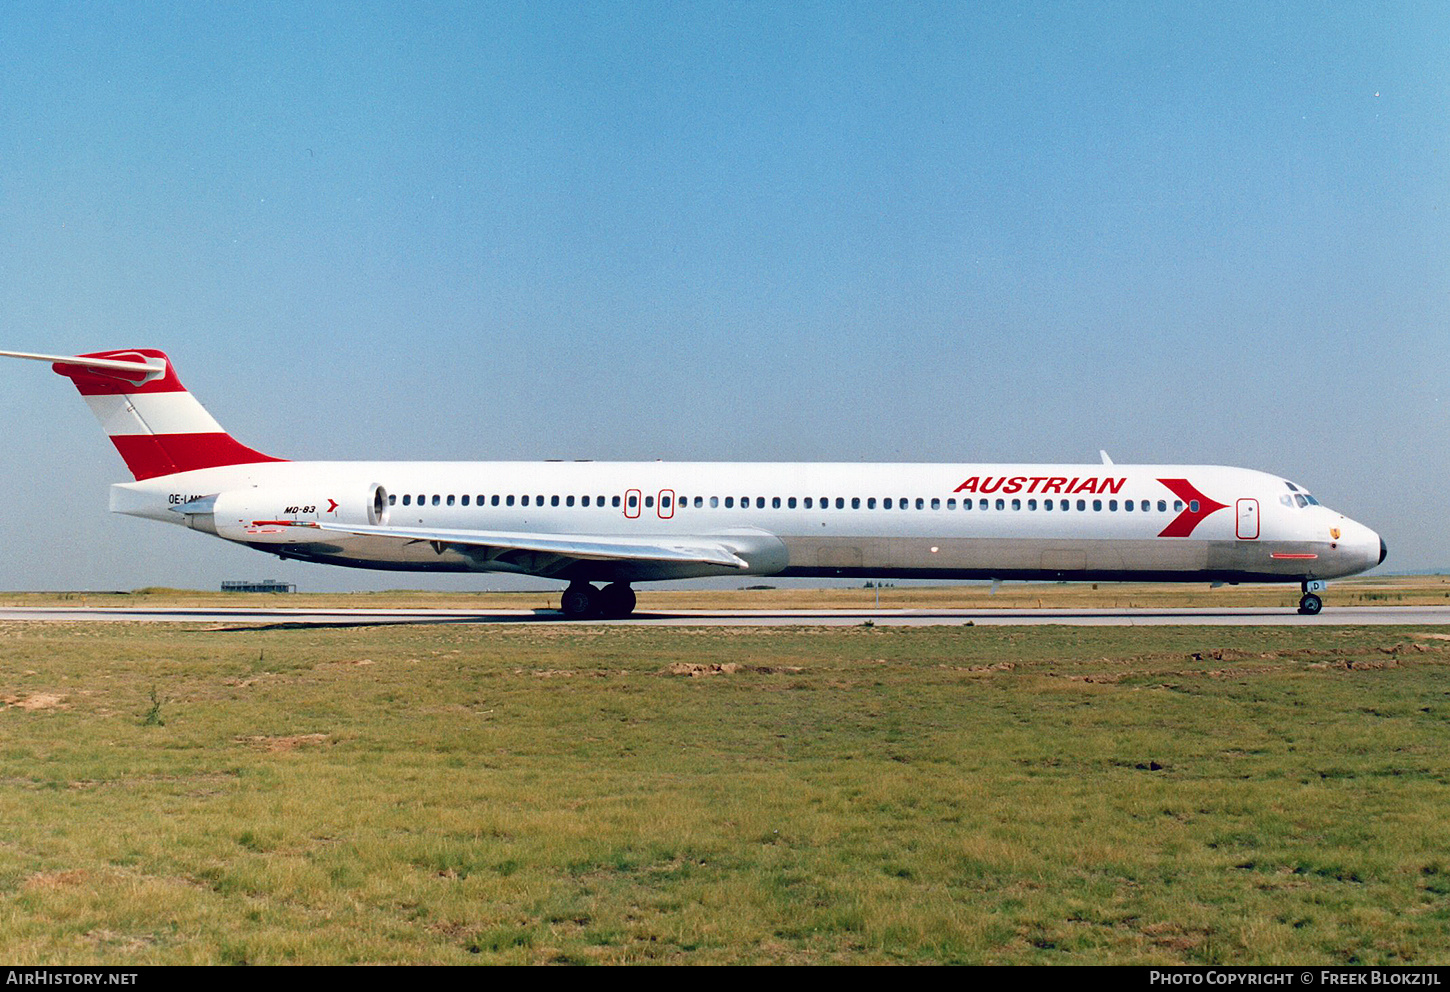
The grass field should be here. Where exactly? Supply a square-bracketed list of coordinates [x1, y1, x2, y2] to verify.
[0, 572, 1446, 612]
[3, 619, 1449, 964]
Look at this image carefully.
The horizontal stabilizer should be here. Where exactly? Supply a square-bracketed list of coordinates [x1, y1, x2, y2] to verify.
[0, 349, 167, 383]
[314, 521, 750, 569]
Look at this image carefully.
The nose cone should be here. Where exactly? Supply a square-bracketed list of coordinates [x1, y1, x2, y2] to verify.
[1379, 537, 1388, 565]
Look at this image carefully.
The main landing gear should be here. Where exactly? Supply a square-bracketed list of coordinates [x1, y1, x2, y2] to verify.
[1297, 579, 1326, 616]
[560, 581, 636, 620]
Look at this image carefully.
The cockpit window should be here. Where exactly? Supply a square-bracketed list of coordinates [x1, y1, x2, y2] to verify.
[1294, 494, 1308, 508]
[1285, 481, 1300, 492]
[1304, 494, 1319, 505]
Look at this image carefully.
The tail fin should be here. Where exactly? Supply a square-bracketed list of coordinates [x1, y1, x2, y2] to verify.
[1, 348, 283, 480]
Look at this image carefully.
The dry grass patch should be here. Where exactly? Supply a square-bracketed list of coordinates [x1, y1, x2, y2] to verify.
[235, 733, 330, 752]
[2, 692, 68, 711]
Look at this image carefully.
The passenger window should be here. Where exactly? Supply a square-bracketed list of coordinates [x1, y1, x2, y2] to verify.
[851, 497, 860, 509]
[521, 495, 530, 506]
[995, 499, 1005, 510]
[962, 499, 971, 511]
[628, 494, 638, 508]
[613, 495, 622, 508]
[1158, 500, 1166, 512]
[980, 499, 988, 510]
[834, 497, 844, 509]
[1027, 499, 1037, 510]
[788, 497, 797, 509]
[1140, 500, 1149, 511]
[1076, 499, 1085, 510]
[1174, 500, 1184, 511]
[803, 497, 813, 508]
[1123, 499, 1132, 511]
[1043, 499, 1052, 511]
[1189, 500, 1199, 513]
[566, 495, 575, 507]
[506, 495, 515, 506]
[931, 498, 940, 510]
[946, 498, 955, 510]
[1093, 499, 1102, 511]
[661, 495, 671, 509]
[757, 497, 766, 509]
[645, 495, 654, 508]
[915, 498, 924, 510]
[491, 495, 500, 506]
[389, 494, 397, 505]
[432, 495, 441, 506]
[1109, 500, 1117, 511]
[1011, 498, 1021, 510]
[445, 494, 454, 506]
[868, 497, 877, 509]
[581, 496, 589, 507]
[883, 498, 893, 509]
[772, 497, 781, 509]
[710, 496, 719, 508]
[402, 494, 412, 506]
[461, 495, 469, 506]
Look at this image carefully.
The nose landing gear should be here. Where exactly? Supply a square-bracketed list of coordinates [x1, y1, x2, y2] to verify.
[560, 581, 636, 619]
[1297, 579, 1325, 616]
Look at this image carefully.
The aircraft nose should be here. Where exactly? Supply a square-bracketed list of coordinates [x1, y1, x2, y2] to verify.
[1379, 537, 1388, 565]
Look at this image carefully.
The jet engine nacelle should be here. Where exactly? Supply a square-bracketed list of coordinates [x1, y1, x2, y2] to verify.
[185, 484, 389, 543]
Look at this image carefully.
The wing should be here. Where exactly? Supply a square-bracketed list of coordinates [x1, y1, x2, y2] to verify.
[312, 520, 749, 569]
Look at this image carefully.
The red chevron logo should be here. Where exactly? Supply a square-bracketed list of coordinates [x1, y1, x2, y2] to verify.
[1157, 479, 1228, 537]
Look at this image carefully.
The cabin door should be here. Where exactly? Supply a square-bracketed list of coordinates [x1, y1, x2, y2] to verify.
[1235, 498, 1259, 540]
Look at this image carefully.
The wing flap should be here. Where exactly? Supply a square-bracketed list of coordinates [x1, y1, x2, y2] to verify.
[313, 521, 749, 569]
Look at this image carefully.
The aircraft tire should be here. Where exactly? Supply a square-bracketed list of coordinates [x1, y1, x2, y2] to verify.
[561, 583, 598, 619]
[1297, 593, 1322, 616]
[599, 583, 636, 619]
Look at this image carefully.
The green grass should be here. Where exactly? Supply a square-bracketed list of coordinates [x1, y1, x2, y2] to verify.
[2, 621, 1449, 963]
[1, 572, 1448, 611]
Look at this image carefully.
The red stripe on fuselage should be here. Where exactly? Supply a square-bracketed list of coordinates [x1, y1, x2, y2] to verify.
[1156, 479, 1229, 538]
[109, 433, 285, 480]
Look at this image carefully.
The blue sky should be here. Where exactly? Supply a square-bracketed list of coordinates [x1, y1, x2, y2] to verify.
[1, 2, 1445, 590]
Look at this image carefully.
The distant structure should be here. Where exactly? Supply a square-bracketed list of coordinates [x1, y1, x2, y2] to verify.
[221, 579, 297, 594]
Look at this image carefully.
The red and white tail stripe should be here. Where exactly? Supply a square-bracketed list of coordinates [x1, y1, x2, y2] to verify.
[1, 348, 283, 481]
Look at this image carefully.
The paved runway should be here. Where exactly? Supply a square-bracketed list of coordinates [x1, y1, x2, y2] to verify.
[1, 606, 1449, 627]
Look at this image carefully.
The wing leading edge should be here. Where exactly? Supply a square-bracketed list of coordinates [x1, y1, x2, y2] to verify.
[313, 521, 750, 569]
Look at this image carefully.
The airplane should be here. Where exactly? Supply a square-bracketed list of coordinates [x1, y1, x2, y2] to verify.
[1, 348, 1386, 618]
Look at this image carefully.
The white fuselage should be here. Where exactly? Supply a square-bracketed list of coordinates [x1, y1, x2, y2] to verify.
[110, 460, 1385, 585]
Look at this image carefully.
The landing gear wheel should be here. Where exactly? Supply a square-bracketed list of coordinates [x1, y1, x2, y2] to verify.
[560, 583, 599, 619]
[1297, 593, 1322, 616]
[598, 583, 636, 619]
